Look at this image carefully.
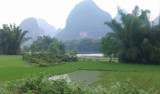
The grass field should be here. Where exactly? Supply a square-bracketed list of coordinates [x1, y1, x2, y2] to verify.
[99, 71, 160, 91]
[0, 55, 160, 91]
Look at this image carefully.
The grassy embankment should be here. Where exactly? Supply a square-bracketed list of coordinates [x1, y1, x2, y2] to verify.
[0, 55, 160, 91]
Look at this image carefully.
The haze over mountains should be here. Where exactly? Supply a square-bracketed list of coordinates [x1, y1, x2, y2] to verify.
[153, 16, 160, 25]
[20, 17, 58, 46]
[19, 0, 160, 46]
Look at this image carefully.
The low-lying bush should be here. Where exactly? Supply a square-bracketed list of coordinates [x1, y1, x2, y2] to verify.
[23, 53, 78, 67]
[1, 73, 158, 94]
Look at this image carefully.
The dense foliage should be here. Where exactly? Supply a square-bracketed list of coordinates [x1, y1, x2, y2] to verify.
[64, 38, 101, 54]
[69, 50, 78, 57]
[22, 36, 78, 67]
[23, 52, 78, 67]
[100, 6, 160, 64]
[30, 43, 37, 55]
[1, 73, 158, 94]
[33, 36, 65, 54]
[0, 24, 29, 55]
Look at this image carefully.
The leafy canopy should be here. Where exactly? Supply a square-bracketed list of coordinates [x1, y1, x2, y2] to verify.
[101, 6, 160, 64]
[0, 24, 29, 55]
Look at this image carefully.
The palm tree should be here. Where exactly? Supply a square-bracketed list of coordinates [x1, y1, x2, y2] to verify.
[102, 6, 154, 63]
[0, 24, 30, 54]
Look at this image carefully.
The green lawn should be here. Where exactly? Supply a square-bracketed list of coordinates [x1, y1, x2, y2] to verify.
[0, 55, 160, 91]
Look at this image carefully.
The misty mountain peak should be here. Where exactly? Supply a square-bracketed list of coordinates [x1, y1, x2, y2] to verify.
[153, 15, 160, 25]
[20, 17, 57, 46]
[57, 0, 112, 40]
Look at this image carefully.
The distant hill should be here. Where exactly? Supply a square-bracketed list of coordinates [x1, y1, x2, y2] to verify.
[20, 17, 57, 46]
[153, 15, 160, 25]
[56, 0, 112, 40]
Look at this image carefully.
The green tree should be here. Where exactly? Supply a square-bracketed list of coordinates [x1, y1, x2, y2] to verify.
[33, 36, 66, 54]
[57, 42, 66, 54]
[31, 43, 37, 55]
[100, 35, 118, 62]
[101, 6, 160, 64]
[0, 24, 29, 55]
[48, 43, 60, 55]
[132, 6, 140, 16]
[23, 46, 30, 52]
[69, 50, 77, 57]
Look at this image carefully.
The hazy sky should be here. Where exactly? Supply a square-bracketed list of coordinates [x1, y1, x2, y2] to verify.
[0, 0, 159, 29]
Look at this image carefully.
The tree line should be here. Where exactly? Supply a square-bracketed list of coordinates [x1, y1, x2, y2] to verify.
[64, 38, 101, 54]
[22, 36, 78, 67]
[23, 37, 101, 54]
[100, 6, 160, 64]
[29, 36, 65, 54]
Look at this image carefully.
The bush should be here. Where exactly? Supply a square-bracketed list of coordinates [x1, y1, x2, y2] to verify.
[3, 73, 85, 94]
[1, 74, 158, 94]
[23, 53, 78, 67]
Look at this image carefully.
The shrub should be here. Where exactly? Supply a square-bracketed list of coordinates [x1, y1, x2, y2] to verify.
[23, 53, 78, 67]
[2, 74, 158, 94]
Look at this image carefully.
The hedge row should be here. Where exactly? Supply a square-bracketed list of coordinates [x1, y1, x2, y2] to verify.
[23, 53, 78, 67]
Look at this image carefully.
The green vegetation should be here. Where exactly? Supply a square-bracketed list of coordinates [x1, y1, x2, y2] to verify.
[0, 55, 158, 82]
[30, 43, 37, 55]
[1, 73, 157, 94]
[21, 35, 78, 67]
[69, 50, 77, 57]
[0, 24, 30, 55]
[23, 53, 78, 67]
[48, 43, 60, 55]
[31, 36, 66, 54]
[99, 71, 160, 91]
[64, 38, 101, 54]
[1, 55, 160, 92]
[101, 6, 160, 64]
[0, 4, 160, 94]
[100, 35, 118, 62]
[2, 73, 89, 94]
